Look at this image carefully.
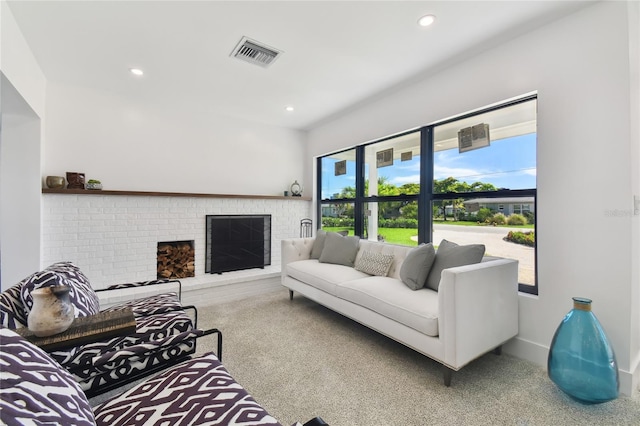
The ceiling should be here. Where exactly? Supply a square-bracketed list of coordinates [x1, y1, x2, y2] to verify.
[7, 1, 594, 131]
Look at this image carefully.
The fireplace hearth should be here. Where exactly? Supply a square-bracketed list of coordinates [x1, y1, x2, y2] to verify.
[205, 215, 271, 274]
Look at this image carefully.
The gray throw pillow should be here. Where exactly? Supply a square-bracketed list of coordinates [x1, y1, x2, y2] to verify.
[310, 229, 327, 259]
[318, 232, 360, 267]
[399, 243, 436, 290]
[425, 239, 485, 291]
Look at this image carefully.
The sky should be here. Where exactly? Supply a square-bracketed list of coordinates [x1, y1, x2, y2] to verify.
[321, 133, 536, 199]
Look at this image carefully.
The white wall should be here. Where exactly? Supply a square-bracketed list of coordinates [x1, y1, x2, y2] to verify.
[628, 0, 640, 393]
[307, 1, 639, 395]
[0, 2, 46, 290]
[0, 78, 42, 289]
[0, 1, 46, 117]
[43, 82, 306, 196]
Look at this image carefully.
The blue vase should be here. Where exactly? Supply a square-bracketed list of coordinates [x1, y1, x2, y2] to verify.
[548, 297, 619, 404]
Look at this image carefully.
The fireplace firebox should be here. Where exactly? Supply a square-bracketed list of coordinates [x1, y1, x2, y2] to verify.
[205, 215, 271, 274]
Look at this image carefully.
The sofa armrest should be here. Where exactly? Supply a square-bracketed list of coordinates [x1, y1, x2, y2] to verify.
[281, 238, 315, 281]
[438, 258, 519, 370]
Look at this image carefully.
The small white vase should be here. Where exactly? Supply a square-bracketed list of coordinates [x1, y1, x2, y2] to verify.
[27, 285, 75, 337]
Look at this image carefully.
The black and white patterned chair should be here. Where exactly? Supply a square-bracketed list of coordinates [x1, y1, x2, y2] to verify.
[0, 261, 220, 398]
[0, 328, 285, 426]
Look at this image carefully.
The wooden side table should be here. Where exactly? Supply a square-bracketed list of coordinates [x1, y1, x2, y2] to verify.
[15, 308, 136, 352]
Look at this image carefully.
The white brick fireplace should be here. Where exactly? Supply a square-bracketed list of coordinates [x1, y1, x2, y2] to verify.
[41, 193, 311, 296]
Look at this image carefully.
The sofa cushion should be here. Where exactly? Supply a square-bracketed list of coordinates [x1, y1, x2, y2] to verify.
[310, 229, 326, 259]
[287, 260, 370, 296]
[425, 239, 485, 291]
[318, 232, 360, 267]
[336, 277, 439, 336]
[0, 328, 96, 426]
[399, 243, 436, 290]
[21, 262, 100, 318]
[354, 250, 395, 277]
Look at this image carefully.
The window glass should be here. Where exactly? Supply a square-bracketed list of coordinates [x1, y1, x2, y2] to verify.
[363, 201, 418, 246]
[321, 149, 356, 200]
[320, 202, 355, 235]
[432, 99, 537, 287]
[433, 100, 536, 193]
[363, 131, 421, 196]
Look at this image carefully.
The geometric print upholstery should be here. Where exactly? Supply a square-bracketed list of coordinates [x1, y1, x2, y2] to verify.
[50, 309, 196, 395]
[93, 352, 282, 426]
[101, 292, 184, 317]
[0, 328, 96, 426]
[20, 261, 100, 318]
[0, 283, 27, 329]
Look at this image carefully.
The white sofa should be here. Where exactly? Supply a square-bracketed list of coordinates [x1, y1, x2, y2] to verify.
[281, 237, 519, 386]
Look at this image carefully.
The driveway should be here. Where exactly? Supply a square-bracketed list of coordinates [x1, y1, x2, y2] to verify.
[431, 224, 535, 286]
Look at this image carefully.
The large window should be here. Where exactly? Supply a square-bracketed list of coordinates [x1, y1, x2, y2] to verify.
[318, 95, 537, 294]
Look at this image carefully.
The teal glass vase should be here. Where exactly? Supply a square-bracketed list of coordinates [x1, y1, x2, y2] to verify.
[547, 297, 619, 404]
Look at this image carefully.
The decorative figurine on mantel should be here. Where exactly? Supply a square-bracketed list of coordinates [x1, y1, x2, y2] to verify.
[290, 180, 303, 197]
[66, 172, 85, 189]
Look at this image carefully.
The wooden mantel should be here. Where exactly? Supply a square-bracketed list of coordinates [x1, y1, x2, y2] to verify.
[42, 188, 311, 201]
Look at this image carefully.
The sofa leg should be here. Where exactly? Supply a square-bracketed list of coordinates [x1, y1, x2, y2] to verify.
[443, 366, 453, 387]
[289, 290, 294, 300]
[493, 345, 502, 356]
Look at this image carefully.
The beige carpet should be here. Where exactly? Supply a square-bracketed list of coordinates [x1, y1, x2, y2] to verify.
[194, 290, 640, 426]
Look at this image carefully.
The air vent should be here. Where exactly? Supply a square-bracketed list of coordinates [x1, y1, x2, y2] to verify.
[230, 36, 282, 68]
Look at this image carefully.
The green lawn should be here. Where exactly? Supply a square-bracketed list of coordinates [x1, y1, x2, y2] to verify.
[324, 220, 534, 246]
[323, 227, 418, 246]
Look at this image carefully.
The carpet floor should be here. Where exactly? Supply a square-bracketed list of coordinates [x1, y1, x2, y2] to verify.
[193, 289, 640, 426]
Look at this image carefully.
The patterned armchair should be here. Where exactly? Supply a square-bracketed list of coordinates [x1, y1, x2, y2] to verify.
[1, 328, 285, 426]
[0, 262, 220, 398]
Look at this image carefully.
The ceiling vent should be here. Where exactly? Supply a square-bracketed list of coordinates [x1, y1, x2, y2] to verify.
[230, 36, 282, 68]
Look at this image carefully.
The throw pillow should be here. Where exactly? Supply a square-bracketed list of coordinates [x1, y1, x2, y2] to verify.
[354, 250, 395, 277]
[399, 243, 436, 290]
[425, 239, 485, 291]
[318, 232, 360, 267]
[0, 328, 96, 426]
[20, 261, 100, 318]
[310, 229, 327, 259]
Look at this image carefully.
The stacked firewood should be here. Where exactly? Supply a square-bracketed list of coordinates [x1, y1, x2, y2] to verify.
[157, 242, 195, 279]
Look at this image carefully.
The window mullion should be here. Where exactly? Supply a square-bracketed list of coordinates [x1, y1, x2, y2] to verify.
[420, 126, 434, 244]
[354, 145, 365, 237]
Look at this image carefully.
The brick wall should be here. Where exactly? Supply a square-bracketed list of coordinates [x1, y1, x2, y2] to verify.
[42, 194, 311, 289]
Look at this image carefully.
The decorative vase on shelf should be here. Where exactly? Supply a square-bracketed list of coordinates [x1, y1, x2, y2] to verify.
[547, 297, 619, 404]
[290, 180, 302, 197]
[27, 285, 75, 337]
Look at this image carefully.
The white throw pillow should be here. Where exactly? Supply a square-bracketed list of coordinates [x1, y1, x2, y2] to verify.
[354, 250, 395, 276]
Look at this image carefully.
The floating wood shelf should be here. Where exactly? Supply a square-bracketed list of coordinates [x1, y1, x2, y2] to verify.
[42, 188, 311, 201]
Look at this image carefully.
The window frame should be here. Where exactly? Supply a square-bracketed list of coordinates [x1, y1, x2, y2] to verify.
[317, 94, 537, 295]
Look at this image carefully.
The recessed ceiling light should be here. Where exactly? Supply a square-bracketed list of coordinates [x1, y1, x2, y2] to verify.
[418, 14, 436, 27]
[285, 106, 294, 112]
[129, 68, 144, 76]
